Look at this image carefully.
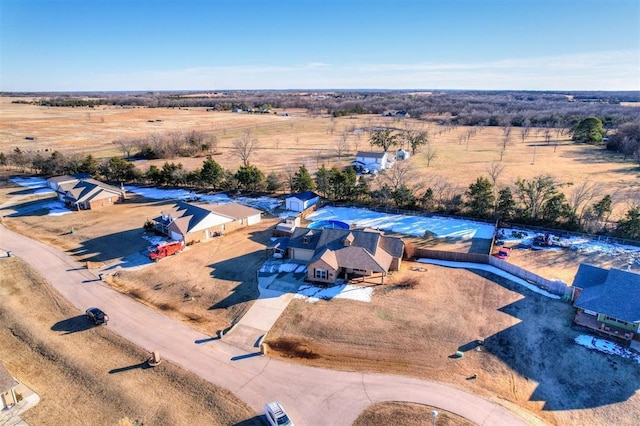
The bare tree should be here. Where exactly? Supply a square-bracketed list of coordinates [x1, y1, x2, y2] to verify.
[485, 161, 505, 188]
[335, 132, 350, 161]
[232, 129, 259, 167]
[568, 181, 599, 224]
[113, 137, 136, 159]
[520, 125, 530, 143]
[424, 144, 437, 167]
[499, 126, 512, 161]
[380, 161, 415, 191]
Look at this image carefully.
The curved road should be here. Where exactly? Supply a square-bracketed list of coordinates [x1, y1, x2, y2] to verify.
[0, 225, 532, 425]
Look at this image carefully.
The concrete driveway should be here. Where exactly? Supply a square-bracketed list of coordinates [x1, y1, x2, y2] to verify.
[0, 224, 533, 426]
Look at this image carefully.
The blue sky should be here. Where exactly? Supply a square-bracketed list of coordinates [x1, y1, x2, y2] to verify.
[1, 0, 639, 91]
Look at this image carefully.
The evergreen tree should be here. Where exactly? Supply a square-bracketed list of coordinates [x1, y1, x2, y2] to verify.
[464, 177, 494, 217]
[266, 172, 283, 193]
[80, 154, 99, 177]
[495, 187, 516, 220]
[291, 165, 315, 192]
[572, 117, 606, 144]
[200, 158, 224, 189]
[614, 207, 640, 240]
[393, 184, 416, 208]
[314, 165, 330, 197]
[235, 164, 265, 192]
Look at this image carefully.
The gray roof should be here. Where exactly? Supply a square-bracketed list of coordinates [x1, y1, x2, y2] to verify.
[0, 361, 18, 393]
[208, 203, 261, 219]
[572, 263, 609, 290]
[356, 151, 387, 159]
[287, 191, 319, 202]
[574, 268, 640, 323]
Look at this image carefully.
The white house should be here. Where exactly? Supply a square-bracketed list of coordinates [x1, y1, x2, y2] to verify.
[355, 151, 391, 171]
[285, 191, 320, 212]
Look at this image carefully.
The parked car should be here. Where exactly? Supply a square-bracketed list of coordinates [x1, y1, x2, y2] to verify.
[85, 307, 109, 325]
[495, 247, 512, 260]
[264, 401, 293, 426]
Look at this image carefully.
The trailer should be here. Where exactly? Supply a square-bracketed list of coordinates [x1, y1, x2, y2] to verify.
[149, 240, 184, 260]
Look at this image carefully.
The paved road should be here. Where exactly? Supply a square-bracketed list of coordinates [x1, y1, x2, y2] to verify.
[0, 224, 533, 426]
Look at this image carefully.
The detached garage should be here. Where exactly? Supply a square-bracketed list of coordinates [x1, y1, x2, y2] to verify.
[285, 191, 320, 212]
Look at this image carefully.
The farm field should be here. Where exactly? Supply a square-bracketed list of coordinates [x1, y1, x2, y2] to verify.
[0, 256, 260, 426]
[1, 96, 639, 219]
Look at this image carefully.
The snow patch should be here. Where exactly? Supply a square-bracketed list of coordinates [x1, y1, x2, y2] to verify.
[294, 283, 373, 304]
[9, 177, 48, 189]
[307, 206, 495, 239]
[574, 335, 640, 364]
[417, 258, 561, 299]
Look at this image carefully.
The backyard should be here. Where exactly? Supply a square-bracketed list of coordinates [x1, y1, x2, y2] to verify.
[264, 261, 640, 426]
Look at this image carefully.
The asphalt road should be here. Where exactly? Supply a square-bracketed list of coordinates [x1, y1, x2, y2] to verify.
[0, 224, 533, 426]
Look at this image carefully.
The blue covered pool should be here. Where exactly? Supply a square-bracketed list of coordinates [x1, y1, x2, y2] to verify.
[307, 220, 350, 230]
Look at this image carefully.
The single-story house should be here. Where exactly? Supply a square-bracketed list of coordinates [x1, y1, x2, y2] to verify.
[47, 175, 126, 210]
[0, 361, 19, 410]
[285, 191, 320, 213]
[355, 151, 391, 171]
[153, 201, 262, 244]
[572, 264, 640, 341]
[287, 227, 404, 284]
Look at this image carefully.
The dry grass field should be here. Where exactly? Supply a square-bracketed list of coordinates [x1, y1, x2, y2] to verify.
[264, 262, 640, 426]
[0, 178, 280, 336]
[1, 96, 639, 217]
[353, 402, 473, 426]
[3, 97, 640, 425]
[0, 256, 261, 426]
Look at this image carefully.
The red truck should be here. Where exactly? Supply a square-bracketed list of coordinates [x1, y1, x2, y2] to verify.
[149, 240, 185, 260]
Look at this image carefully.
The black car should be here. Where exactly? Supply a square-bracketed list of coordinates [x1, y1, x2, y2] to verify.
[85, 307, 109, 325]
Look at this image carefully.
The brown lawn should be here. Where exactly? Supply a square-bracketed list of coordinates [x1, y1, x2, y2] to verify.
[264, 262, 640, 426]
[353, 402, 474, 426]
[0, 256, 261, 426]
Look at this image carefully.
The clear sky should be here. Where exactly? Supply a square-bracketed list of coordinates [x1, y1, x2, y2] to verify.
[1, 0, 639, 91]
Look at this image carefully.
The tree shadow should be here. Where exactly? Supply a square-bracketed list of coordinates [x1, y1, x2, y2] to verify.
[468, 268, 640, 411]
[66, 228, 150, 263]
[51, 315, 96, 335]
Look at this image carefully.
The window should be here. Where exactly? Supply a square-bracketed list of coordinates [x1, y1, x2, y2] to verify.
[315, 269, 327, 280]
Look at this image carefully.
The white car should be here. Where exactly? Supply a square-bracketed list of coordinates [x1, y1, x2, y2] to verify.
[264, 401, 293, 426]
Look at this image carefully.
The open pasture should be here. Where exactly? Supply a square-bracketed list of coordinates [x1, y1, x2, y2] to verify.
[1, 97, 638, 213]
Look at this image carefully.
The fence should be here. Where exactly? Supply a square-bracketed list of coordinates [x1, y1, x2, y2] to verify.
[500, 222, 640, 248]
[408, 247, 571, 298]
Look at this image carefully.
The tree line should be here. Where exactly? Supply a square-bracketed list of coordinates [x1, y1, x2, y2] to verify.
[2, 146, 638, 241]
[11, 90, 640, 129]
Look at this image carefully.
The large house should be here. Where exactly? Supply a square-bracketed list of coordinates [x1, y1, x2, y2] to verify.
[47, 175, 126, 210]
[354, 151, 391, 172]
[152, 201, 262, 243]
[572, 264, 640, 342]
[286, 227, 404, 284]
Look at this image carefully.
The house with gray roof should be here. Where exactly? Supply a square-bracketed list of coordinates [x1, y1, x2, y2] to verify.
[152, 201, 261, 244]
[47, 175, 125, 210]
[572, 264, 640, 342]
[287, 227, 404, 284]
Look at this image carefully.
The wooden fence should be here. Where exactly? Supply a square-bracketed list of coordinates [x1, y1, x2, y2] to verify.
[408, 247, 572, 298]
